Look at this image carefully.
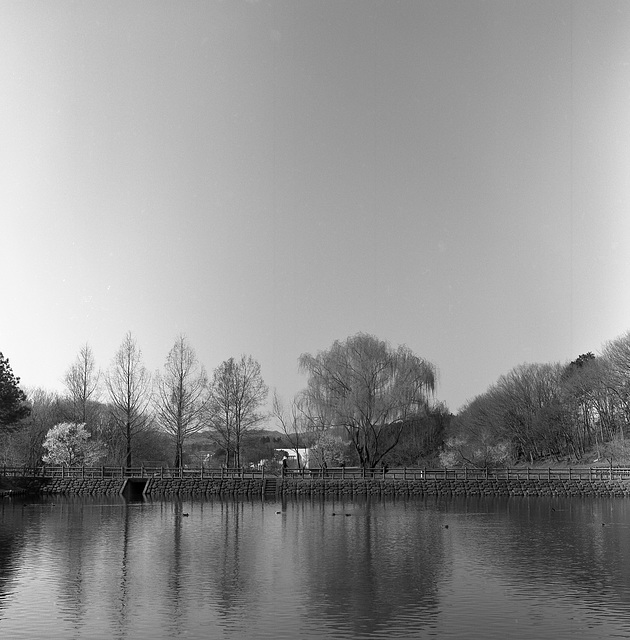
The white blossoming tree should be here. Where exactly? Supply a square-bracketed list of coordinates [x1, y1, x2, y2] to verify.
[308, 432, 347, 467]
[42, 422, 105, 466]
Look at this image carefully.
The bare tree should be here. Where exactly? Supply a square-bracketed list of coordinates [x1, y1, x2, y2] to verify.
[601, 331, 630, 430]
[22, 388, 64, 466]
[64, 343, 100, 426]
[272, 390, 316, 470]
[560, 353, 599, 458]
[105, 332, 152, 467]
[154, 336, 208, 468]
[207, 355, 268, 468]
[299, 333, 436, 469]
[447, 361, 585, 466]
[0, 386, 60, 467]
[206, 360, 236, 467]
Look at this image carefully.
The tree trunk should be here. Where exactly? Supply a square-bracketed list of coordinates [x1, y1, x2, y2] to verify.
[125, 421, 132, 467]
[174, 436, 183, 468]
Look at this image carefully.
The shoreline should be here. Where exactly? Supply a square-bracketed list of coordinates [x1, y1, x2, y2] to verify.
[2, 475, 630, 499]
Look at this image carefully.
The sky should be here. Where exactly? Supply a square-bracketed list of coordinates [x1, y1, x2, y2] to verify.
[2, 0, 630, 414]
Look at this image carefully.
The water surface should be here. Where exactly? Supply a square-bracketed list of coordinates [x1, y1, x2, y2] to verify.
[1, 494, 630, 639]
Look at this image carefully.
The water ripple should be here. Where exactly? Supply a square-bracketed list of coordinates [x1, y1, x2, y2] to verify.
[1, 496, 630, 639]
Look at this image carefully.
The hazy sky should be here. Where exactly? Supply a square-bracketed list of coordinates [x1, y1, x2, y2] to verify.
[2, 1, 630, 413]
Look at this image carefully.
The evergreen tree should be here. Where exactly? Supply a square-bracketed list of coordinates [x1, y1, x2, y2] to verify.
[0, 352, 31, 432]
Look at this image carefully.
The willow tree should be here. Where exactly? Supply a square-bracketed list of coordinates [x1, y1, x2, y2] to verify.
[298, 333, 436, 469]
[154, 336, 208, 468]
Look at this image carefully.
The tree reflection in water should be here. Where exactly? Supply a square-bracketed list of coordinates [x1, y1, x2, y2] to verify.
[297, 497, 443, 636]
[2, 495, 630, 639]
[0, 501, 27, 614]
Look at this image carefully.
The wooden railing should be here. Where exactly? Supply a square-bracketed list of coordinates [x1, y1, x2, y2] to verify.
[284, 467, 630, 481]
[3, 465, 630, 481]
[382, 467, 630, 481]
[0, 466, 270, 480]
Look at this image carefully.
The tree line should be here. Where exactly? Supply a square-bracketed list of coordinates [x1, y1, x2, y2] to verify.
[8, 329, 630, 471]
[0, 333, 445, 469]
[441, 330, 630, 467]
[0, 334, 269, 469]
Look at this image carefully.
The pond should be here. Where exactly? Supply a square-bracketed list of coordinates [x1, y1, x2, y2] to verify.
[2, 494, 630, 639]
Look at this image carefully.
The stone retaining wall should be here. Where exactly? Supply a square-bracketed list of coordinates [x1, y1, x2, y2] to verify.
[10, 477, 630, 498]
[144, 477, 264, 496]
[281, 478, 630, 497]
[28, 477, 266, 497]
[40, 478, 125, 495]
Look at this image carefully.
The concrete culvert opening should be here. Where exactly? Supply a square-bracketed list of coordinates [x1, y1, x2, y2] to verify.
[120, 478, 148, 500]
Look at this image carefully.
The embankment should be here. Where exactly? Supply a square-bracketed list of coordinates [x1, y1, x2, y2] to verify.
[9, 476, 630, 498]
[280, 478, 630, 497]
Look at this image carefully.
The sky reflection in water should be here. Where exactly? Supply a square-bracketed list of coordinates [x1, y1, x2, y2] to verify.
[2, 495, 630, 639]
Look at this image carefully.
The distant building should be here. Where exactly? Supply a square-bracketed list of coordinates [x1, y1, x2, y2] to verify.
[275, 447, 310, 469]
